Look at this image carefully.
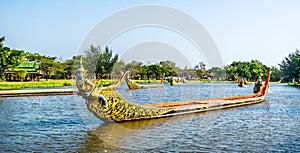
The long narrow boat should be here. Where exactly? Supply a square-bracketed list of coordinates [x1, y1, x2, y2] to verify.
[104, 71, 128, 89]
[125, 74, 164, 90]
[262, 78, 282, 85]
[76, 63, 271, 122]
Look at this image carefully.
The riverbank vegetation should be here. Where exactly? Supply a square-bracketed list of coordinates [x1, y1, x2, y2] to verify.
[1, 36, 299, 89]
[0, 80, 75, 90]
[0, 79, 123, 90]
[279, 50, 300, 84]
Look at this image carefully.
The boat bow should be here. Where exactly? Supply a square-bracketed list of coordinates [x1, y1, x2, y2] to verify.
[125, 73, 164, 90]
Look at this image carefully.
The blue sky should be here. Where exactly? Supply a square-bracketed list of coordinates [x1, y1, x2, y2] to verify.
[1, 0, 300, 68]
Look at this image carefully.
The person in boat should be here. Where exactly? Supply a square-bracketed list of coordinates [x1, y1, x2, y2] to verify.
[238, 77, 245, 87]
[243, 78, 248, 85]
[170, 77, 178, 86]
[253, 76, 263, 93]
[75, 60, 107, 108]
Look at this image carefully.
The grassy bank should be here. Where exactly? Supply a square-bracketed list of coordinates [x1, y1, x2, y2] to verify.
[0, 80, 76, 90]
[0, 79, 122, 90]
[288, 83, 300, 87]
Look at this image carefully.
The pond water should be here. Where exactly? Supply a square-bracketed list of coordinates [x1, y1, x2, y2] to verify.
[0, 83, 299, 152]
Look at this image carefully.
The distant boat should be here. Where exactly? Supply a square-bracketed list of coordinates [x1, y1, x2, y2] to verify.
[125, 74, 164, 90]
[103, 71, 128, 89]
[171, 76, 184, 86]
[277, 78, 283, 84]
[237, 77, 245, 87]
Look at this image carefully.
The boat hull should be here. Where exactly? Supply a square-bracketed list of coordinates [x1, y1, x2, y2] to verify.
[125, 79, 163, 90]
[125, 74, 164, 90]
[78, 71, 271, 122]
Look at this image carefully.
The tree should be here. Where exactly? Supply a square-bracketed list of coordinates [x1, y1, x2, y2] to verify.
[208, 67, 225, 80]
[112, 60, 126, 72]
[95, 46, 118, 79]
[249, 60, 268, 81]
[40, 56, 58, 80]
[126, 61, 174, 80]
[15, 70, 27, 81]
[147, 64, 163, 80]
[0, 36, 5, 46]
[25, 52, 43, 61]
[160, 60, 176, 76]
[24, 52, 72, 80]
[279, 49, 300, 83]
[225, 60, 269, 81]
[270, 66, 283, 82]
[235, 61, 251, 79]
[84, 45, 118, 79]
[134, 63, 146, 80]
[0, 36, 25, 80]
[225, 65, 238, 81]
[62, 56, 81, 79]
[194, 62, 206, 78]
[83, 45, 101, 78]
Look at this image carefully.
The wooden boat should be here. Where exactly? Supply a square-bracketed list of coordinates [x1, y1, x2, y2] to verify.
[125, 74, 164, 90]
[88, 71, 128, 91]
[277, 78, 283, 84]
[76, 64, 271, 122]
[171, 77, 184, 86]
[104, 71, 128, 89]
[270, 78, 283, 84]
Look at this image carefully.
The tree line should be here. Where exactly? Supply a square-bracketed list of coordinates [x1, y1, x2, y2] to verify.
[82, 44, 298, 83]
[0, 36, 79, 81]
[1, 36, 299, 83]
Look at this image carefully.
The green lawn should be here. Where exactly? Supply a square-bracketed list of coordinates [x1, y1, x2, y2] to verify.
[0, 80, 75, 90]
[0, 79, 118, 90]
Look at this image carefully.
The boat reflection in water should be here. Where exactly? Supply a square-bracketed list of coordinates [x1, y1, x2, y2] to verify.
[79, 110, 220, 152]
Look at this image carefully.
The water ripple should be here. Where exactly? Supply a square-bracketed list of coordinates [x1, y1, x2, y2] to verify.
[0, 83, 299, 152]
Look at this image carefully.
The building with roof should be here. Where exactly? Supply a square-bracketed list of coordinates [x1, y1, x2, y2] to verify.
[5, 61, 42, 81]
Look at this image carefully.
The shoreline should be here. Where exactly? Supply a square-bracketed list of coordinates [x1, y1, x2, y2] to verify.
[0, 88, 77, 98]
[0, 79, 290, 90]
[0, 81, 295, 98]
[0, 80, 75, 90]
[0, 79, 119, 90]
